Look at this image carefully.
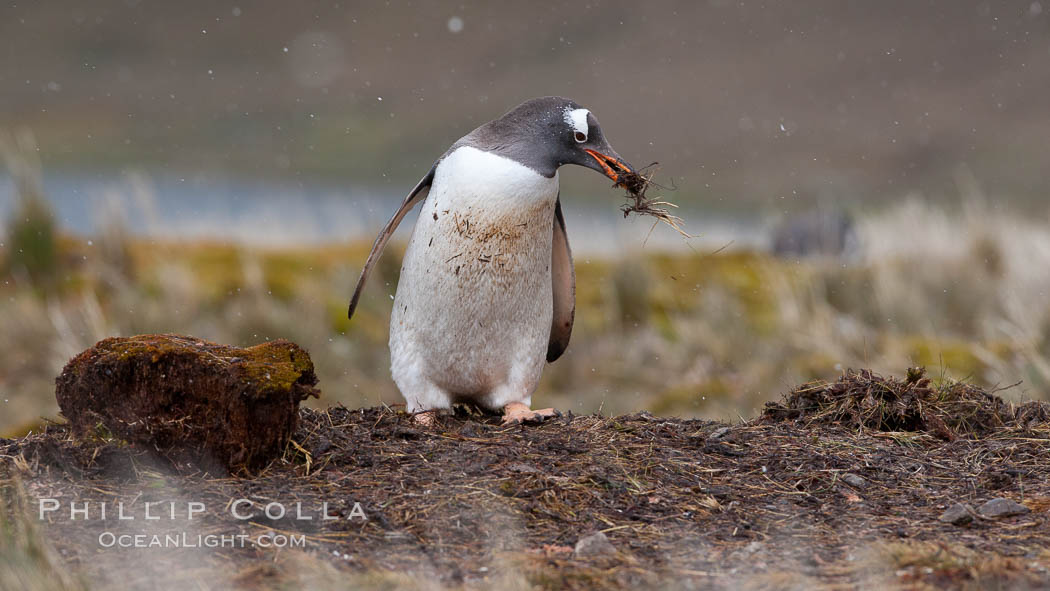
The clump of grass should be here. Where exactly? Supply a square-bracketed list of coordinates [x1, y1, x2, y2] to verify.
[616, 163, 691, 238]
[762, 366, 1049, 439]
[1, 129, 58, 284]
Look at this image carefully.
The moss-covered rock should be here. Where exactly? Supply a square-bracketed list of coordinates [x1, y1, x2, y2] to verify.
[55, 334, 319, 473]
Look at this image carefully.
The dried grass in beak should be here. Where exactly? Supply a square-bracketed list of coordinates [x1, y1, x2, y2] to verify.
[617, 163, 691, 238]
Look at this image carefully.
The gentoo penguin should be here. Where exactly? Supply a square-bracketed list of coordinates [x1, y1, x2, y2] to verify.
[348, 96, 636, 425]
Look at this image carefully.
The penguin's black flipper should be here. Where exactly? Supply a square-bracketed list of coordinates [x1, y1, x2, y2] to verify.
[546, 195, 576, 362]
[348, 166, 436, 319]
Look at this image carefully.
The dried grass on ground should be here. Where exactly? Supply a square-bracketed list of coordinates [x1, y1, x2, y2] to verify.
[764, 367, 1049, 439]
[2, 371, 1049, 590]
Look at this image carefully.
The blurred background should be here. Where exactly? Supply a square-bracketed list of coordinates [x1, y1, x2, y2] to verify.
[2, 0, 1049, 434]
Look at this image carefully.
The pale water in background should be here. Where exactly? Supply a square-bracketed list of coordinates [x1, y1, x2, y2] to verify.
[0, 171, 764, 255]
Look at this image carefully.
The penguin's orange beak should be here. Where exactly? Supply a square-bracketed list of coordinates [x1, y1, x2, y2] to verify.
[584, 149, 635, 187]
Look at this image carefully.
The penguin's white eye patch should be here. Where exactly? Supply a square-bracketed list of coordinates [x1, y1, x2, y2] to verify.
[564, 107, 590, 143]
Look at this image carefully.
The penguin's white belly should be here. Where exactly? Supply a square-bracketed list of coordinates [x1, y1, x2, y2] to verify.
[390, 146, 559, 411]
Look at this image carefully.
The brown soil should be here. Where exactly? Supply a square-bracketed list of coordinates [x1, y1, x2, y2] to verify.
[3, 370, 1049, 590]
[54, 334, 319, 473]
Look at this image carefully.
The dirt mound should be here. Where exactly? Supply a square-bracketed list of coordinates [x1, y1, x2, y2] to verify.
[762, 367, 1049, 439]
[54, 334, 319, 473]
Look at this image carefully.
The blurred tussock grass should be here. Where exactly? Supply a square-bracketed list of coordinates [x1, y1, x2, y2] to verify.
[1, 472, 84, 590]
[1, 133, 1049, 435]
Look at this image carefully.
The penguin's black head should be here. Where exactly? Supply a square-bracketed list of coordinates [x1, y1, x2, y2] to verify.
[463, 96, 637, 181]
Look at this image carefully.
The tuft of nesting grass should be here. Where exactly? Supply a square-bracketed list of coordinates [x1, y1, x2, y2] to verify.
[616, 163, 691, 238]
[762, 366, 1049, 439]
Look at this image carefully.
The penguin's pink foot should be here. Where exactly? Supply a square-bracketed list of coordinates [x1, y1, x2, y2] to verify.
[501, 402, 561, 426]
[413, 410, 437, 427]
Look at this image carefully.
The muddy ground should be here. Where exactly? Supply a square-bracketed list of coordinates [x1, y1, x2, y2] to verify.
[2, 371, 1049, 590]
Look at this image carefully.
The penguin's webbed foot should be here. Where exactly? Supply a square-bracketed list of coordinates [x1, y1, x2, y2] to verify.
[501, 402, 561, 426]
